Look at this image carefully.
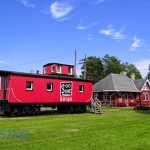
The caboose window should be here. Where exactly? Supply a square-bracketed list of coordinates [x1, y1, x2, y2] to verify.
[26, 81, 33, 91]
[79, 85, 84, 93]
[51, 65, 54, 72]
[44, 67, 47, 74]
[47, 83, 53, 92]
[68, 66, 72, 75]
[57, 65, 62, 73]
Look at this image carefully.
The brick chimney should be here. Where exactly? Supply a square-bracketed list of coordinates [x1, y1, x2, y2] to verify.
[130, 73, 135, 80]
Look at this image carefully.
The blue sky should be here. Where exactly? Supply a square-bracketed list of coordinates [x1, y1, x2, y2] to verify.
[0, 0, 150, 77]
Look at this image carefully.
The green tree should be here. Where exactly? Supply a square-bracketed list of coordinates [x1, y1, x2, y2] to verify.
[122, 63, 142, 79]
[102, 54, 124, 77]
[146, 72, 150, 80]
[80, 56, 104, 82]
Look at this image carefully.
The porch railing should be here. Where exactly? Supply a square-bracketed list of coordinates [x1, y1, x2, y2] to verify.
[100, 100, 117, 107]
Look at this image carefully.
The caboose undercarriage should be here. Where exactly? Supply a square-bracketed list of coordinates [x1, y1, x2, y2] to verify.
[0, 100, 89, 116]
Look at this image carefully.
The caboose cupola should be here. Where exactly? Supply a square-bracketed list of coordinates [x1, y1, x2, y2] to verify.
[43, 63, 74, 77]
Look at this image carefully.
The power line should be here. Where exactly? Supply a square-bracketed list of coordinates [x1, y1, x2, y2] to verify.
[0, 51, 74, 69]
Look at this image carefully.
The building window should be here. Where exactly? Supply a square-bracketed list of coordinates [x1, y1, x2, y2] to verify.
[118, 93, 122, 102]
[136, 93, 140, 101]
[51, 65, 54, 72]
[57, 65, 62, 73]
[129, 93, 134, 100]
[79, 85, 84, 93]
[26, 81, 33, 91]
[143, 92, 149, 101]
[68, 66, 72, 75]
[118, 93, 122, 99]
[44, 67, 47, 74]
[103, 92, 108, 101]
[47, 83, 53, 92]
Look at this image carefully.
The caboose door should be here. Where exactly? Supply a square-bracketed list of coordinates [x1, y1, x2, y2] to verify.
[0, 76, 6, 100]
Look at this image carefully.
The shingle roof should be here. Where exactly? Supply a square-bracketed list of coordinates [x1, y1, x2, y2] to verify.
[93, 73, 139, 92]
[134, 79, 148, 91]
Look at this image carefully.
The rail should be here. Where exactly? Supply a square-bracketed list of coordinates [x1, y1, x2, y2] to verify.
[91, 98, 102, 114]
[100, 100, 117, 107]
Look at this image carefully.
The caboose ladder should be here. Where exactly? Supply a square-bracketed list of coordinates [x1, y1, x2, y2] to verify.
[91, 98, 102, 114]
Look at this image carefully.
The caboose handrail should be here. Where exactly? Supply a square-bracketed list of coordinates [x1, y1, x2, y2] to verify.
[11, 88, 22, 103]
[91, 97, 102, 114]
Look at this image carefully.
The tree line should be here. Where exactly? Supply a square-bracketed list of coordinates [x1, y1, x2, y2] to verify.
[80, 54, 150, 82]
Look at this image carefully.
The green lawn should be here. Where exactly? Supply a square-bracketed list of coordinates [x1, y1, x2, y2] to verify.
[0, 107, 150, 150]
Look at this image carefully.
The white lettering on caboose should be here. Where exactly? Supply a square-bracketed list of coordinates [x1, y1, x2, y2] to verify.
[60, 82, 72, 101]
[60, 82, 72, 96]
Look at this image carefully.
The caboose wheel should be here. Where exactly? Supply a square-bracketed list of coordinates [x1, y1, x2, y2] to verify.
[32, 106, 40, 116]
[57, 105, 65, 113]
[66, 106, 74, 113]
[4, 106, 17, 117]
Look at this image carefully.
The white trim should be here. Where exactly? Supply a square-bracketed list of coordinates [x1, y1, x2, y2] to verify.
[79, 85, 84, 93]
[141, 79, 150, 91]
[110, 91, 119, 105]
[103, 90, 119, 92]
[47, 83, 53, 92]
[26, 81, 33, 91]
[143, 92, 149, 101]
[11, 88, 22, 103]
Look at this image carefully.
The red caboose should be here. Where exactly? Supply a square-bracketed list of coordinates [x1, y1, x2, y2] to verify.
[0, 63, 93, 116]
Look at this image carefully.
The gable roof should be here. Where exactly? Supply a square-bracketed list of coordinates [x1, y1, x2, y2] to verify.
[134, 79, 150, 91]
[93, 73, 139, 92]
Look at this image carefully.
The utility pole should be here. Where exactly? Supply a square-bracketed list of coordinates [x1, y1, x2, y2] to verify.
[74, 49, 77, 77]
[79, 54, 87, 79]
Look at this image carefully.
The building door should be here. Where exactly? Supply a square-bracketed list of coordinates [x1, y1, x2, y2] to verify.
[125, 93, 128, 106]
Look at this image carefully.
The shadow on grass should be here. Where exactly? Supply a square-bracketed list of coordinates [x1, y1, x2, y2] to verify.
[0, 110, 58, 118]
[0, 109, 93, 118]
[133, 108, 150, 115]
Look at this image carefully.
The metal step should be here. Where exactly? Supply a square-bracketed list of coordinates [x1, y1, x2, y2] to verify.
[91, 98, 102, 114]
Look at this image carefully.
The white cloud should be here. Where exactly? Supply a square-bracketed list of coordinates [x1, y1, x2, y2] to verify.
[86, 34, 93, 41]
[99, 26, 125, 40]
[92, 0, 106, 5]
[100, 28, 114, 35]
[76, 25, 87, 30]
[134, 59, 150, 78]
[130, 36, 142, 51]
[0, 60, 8, 65]
[50, 1, 73, 20]
[113, 31, 124, 40]
[76, 22, 100, 30]
[17, 0, 35, 8]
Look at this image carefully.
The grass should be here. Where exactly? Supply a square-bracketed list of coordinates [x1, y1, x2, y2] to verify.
[0, 107, 150, 150]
